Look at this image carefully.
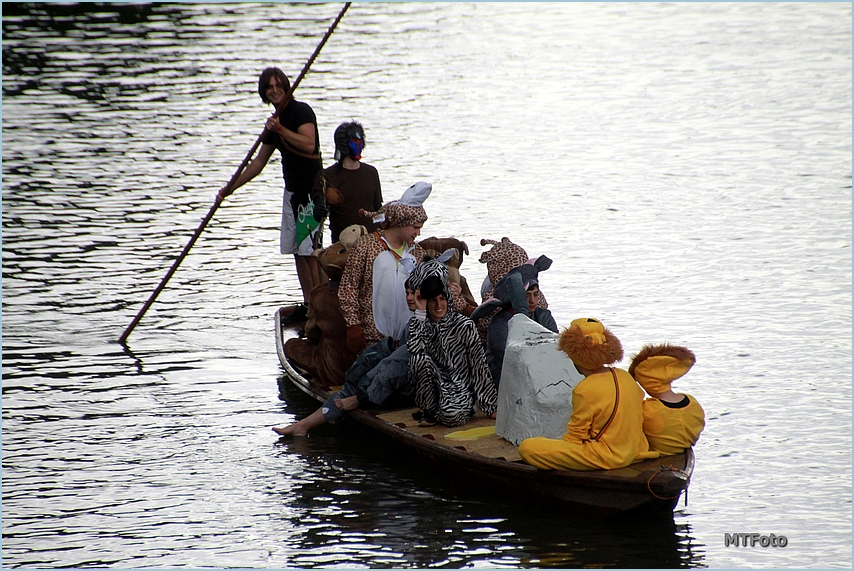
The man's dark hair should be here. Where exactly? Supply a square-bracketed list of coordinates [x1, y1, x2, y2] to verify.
[257, 67, 291, 104]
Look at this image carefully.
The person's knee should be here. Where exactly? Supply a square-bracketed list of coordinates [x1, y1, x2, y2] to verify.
[518, 438, 538, 458]
[321, 401, 346, 424]
[518, 437, 554, 461]
[318, 391, 344, 423]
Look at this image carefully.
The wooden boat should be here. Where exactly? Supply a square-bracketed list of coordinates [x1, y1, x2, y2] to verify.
[274, 306, 694, 518]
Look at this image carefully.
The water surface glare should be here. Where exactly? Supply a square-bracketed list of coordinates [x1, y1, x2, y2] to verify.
[2, 2, 851, 568]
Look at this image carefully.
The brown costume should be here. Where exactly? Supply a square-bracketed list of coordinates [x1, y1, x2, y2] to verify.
[283, 240, 359, 390]
[419, 236, 478, 313]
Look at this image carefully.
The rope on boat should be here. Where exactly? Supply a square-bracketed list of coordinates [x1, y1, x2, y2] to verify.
[646, 464, 691, 500]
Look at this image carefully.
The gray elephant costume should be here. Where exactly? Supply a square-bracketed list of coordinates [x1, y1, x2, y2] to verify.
[471, 255, 558, 387]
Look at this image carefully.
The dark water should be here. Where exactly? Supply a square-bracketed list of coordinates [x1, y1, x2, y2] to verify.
[2, 2, 851, 568]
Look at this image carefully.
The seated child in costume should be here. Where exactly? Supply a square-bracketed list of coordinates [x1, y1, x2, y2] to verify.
[341, 247, 475, 412]
[471, 255, 558, 387]
[475, 237, 549, 345]
[518, 318, 659, 471]
[407, 259, 498, 427]
[338, 182, 430, 355]
[629, 344, 705, 455]
[273, 282, 419, 437]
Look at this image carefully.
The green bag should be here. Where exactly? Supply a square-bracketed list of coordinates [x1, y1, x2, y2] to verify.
[296, 198, 321, 250]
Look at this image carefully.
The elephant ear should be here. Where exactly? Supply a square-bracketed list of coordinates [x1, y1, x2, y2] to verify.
[533, 255, 552, 272]
[432, 248, 456, 264]
[469, 298, 503, 322]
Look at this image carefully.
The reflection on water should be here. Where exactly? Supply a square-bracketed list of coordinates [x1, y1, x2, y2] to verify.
[274, 381, 701, 569]
[3, 2, 851, 568]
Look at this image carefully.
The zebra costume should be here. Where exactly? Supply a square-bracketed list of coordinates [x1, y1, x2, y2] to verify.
[406, 260, 497, 426]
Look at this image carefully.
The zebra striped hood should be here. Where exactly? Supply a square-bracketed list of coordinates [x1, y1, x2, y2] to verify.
[407, 258, 452, 306]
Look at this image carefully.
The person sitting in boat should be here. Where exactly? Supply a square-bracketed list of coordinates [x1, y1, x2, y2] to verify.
[338, 182, 430, 356]
[281, 227, 367, 390]
[470, 255, 559, 387]
[518, 318, 659, 471]
[407, 259, 498, 427]
[272, 281, 420, 437]
[312, 121, 384, 244]
[628, 343, 706, 455]
[475, 237, 550, 345]
[340, 252, 472, 408]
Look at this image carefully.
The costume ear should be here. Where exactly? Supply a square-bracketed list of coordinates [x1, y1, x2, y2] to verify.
[469, 298, 502, 322]
[437, 248, 456, 264]
[398, 181, 432, 206]
[534, 255, 553, 272]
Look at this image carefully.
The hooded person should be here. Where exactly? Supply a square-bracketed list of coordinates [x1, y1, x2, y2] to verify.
[338, 182, 430, 354]
[312, 121, 384, 243]
[629, 344, 706, 455]
[478, 238, 547, 304]
[475, 238, 550, 344]
[418, 237, 478, 313]
[518, 318, 659, 471]
[470, 254, 558, 387]
[406, 259, 498, 427]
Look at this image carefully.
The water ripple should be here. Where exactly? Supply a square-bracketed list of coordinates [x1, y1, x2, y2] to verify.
[3, 2, 851, 568]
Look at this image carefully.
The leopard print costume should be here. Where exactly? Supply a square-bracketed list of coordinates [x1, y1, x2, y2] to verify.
[338, 230, 425, 345]
[476, 237, 549, 343]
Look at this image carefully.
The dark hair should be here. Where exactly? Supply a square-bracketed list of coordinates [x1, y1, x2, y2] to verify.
[419, 275, 445, 301]
[257, 67, 291, 104]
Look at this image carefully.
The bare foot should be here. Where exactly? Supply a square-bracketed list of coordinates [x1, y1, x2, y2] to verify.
[333, 395, 360, 411]
[272, 423, 308, 437]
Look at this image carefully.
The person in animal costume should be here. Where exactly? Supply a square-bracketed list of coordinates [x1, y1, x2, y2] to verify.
[273, 279, 419, 438]
[407, 259, 497, 427]
[338, 182, 429, 355]
[518, 318, 659, 471]
[475, 237, 549, 344]
[470, 255, 558, 387]
[282, 225, 367, 389]
[629, 344, 706, 455]
[478, 238, 548, 305]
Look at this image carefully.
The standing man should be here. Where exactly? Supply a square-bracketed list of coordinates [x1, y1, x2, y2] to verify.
[217, 67, 324, 312]
[313, 121, 383, 244]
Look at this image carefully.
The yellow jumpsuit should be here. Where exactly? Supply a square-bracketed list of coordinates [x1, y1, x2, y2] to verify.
[518, 368, 659, 470]
[642, 395, 705, 456]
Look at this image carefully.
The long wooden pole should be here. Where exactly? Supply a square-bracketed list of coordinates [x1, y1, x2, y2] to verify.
[119, 2, 351, 345]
